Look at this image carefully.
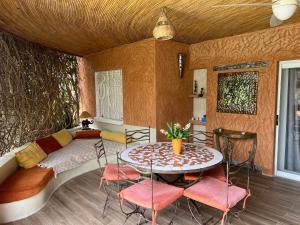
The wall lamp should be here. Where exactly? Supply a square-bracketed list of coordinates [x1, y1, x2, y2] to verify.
[178, 53, 185, 78]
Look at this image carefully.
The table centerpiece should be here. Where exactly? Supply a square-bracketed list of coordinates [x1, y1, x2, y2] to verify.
[160, 122, 190, 155]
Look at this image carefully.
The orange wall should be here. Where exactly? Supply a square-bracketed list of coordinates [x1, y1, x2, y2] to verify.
[79, 39, 192, 131]
[155, 41, 192, 141]
[190, 23, 300, 175]
[79, 39, 156, 127]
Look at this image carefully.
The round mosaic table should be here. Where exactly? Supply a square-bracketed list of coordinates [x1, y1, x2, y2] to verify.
[120, 142, 223, 174]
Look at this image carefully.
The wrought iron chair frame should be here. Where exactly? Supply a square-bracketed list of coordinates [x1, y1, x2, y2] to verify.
[94, 137, 140, 217]
[116, 148, 180, 225]
[186, 135, 252, 225]
[125, 126, 151, 148]
[188, 130, 215, 148]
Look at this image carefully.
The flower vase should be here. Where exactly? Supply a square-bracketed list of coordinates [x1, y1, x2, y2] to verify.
[172, 139, 183, 155]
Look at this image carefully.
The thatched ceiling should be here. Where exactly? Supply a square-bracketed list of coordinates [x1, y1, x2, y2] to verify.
[0, 0, 300, 56]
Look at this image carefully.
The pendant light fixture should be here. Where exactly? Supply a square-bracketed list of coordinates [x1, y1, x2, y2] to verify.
[153, 7, 175, 40]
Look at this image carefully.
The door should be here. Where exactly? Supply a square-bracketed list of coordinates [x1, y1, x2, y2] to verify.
[276, 60, 300, 181]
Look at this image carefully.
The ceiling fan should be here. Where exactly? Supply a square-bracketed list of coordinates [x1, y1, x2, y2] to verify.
[213, 0, 300, 27]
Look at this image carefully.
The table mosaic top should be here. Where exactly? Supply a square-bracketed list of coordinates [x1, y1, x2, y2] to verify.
[120, 142, 223, 174]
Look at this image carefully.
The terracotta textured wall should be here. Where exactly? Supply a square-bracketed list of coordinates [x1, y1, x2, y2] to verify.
[155, 41, 193, 141]
[190, 23, 300, 175]
[78, 57, 96, 116]
[79, 39, 156, 127]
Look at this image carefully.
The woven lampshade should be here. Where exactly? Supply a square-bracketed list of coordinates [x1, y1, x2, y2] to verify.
[79, 111, 92, 119]
[153, 7, 175, 40]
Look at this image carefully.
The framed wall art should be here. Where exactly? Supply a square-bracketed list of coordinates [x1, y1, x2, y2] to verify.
[217, 71, 259, 115]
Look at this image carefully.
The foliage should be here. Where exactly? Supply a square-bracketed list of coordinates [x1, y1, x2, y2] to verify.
[0, 32, 80, 156]
[217, 72, 258, 115]
[160, 122, 191, 140]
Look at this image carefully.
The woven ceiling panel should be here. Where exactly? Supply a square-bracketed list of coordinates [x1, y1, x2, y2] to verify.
[0, 0, 300, 56]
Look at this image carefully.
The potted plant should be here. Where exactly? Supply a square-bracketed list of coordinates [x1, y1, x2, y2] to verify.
[160, 122, 191, 155]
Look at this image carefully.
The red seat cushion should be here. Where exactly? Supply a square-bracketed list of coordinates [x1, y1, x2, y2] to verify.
[184, 176, 247, 212]
[35, 136, 62, 154]
[103, 163, 140, 181]
[0, 166, 54, 203]
[119, 179, 184, 211]
[74, 130, 101, 139]
[184, 165, 226, 182]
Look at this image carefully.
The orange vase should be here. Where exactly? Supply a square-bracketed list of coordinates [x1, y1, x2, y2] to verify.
[172, 139, 183, 155]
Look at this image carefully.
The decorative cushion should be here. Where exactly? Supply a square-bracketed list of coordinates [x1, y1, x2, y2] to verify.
[0, 166, 54, 203]
[101, 130, 128, 144]
[74, 130, 101, 139]
[35, 136, 62, 154]
[119, 179, 184, 211]
[103, 163, 140, 181]
[51, 129, 73, 146]
[183, 176, 247, 212]
[15, 143, 47, 169]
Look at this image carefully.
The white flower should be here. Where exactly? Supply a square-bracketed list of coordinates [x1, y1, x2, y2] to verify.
[183, 123, 191, 130]
[174, 123, 181, 129]
[160, 129, 168, 135]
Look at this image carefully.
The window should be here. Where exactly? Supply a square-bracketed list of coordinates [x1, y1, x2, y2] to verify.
[95, 69, 123, 124]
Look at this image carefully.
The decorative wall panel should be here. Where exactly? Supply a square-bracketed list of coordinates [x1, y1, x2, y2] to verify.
[217, 71, 259, 115]
[95, 70, 123, 123]
[0, 32, 79, 156]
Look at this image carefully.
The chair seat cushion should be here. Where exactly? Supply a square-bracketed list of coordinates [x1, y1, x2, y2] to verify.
[0, 166, 54, 203]
[119, 179, 184, 211]
[184, 165, 226, 182]
[103, 163, 140, 181]
[184, 176, 247, 212]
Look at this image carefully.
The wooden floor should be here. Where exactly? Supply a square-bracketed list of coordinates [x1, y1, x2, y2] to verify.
[6, 170, 300, 225]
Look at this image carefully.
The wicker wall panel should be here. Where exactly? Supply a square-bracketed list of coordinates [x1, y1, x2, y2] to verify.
[2, 0, 300, 55]
[189, 23, 300, 175]
[0, 32, 79, 156]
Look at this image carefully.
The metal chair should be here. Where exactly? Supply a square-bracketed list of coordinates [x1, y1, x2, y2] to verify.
[185, 130, 225, 182]
[188, 130, 215, 148]
[184, 135, 252, 225]
[125, 126, 151, 148]
[94, 137, 140, 216]
[117, 146, 184, 225]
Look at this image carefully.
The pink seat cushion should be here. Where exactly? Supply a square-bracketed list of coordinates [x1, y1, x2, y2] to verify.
[184, 176, 247, 212]
[103, 163, 140, 181]
[184, 165, 226, 182]
[119, 179, 184, 211]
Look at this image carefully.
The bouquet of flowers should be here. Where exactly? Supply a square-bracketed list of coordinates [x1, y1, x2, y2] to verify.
[160, 122, 191, 140]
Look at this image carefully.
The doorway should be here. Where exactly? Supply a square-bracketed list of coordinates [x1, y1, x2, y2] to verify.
[276, 60, 300, 181]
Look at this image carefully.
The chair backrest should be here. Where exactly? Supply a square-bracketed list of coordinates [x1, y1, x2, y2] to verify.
[188, 130, 215, 148]
[94, 137, 108, 169]
[125, 127, 151, 148]
[116, 144, 155, 212]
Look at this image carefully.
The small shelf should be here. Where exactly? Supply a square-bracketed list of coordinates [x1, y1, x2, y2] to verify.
[188, 94, 206, 98]
[190, 120, 206, 126]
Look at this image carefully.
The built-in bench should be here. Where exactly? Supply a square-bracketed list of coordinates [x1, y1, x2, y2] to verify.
[0, 125, 156, 223]
[0, 129, 117, 223]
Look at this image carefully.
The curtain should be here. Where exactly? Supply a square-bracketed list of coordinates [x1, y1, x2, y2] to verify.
[285, 68, 300, 173]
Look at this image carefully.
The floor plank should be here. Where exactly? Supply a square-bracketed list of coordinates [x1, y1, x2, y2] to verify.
[6, 170, 300, 225]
